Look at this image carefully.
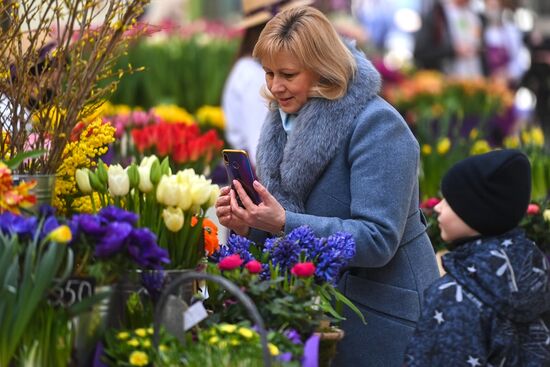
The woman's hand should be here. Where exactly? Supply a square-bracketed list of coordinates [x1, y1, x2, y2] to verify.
[230, 180, 286, 234]
[215, 186, 250, 236]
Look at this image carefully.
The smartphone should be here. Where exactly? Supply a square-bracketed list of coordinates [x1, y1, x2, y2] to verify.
[222, 149, 262, 206]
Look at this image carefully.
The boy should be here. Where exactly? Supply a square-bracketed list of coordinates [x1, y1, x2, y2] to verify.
[405, 149, 550, 366]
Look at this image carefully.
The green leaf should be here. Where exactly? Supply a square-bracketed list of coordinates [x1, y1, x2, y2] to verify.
[3, 150, 46, 170]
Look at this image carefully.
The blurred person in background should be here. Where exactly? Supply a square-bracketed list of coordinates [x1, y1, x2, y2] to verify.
[481, 0, 528, 87]
[521, 24, 550, 146]
[222, 0, 313, 167]
[414, 0, 484, 77]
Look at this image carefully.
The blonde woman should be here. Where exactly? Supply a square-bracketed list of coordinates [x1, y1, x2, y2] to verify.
[215, 6, 439, 366]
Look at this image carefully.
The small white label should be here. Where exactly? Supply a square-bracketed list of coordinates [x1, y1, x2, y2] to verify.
[183, 301, 208, 331]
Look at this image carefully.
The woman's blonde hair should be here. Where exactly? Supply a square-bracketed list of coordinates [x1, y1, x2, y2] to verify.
[252, 6, 357, 103]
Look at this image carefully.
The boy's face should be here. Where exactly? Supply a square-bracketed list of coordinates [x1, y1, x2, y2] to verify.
[434, 199, 480, 242]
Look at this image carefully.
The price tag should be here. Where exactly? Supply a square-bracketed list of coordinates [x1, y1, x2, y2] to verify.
[48, 277, 95, 308]
[183, 301, 208, 331]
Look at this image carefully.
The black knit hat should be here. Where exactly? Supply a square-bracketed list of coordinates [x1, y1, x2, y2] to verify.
[441, 149, 531, 236]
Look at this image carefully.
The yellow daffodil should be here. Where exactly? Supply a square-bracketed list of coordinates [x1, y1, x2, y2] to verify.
[436, 137, 451, 155]
[532, 127, 545, 146]
[159, 344, 168, 352]
[47, 225, 72, 244]
[469, 128, 479, 140]
[208, 336, 219, 345]
[128, 350, 149, 366]
[503, 135, 520, 149]
[470, 140, 491, 155]
[141, 339, 151, 348]
[116, 331, 130, 340]
[127, 338, 139, 347]
[421, 144, 432, 155]
[147, 327, 154, 335]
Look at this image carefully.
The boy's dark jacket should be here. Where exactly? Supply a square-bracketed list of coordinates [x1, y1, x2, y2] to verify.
[405, 229, 550, 366]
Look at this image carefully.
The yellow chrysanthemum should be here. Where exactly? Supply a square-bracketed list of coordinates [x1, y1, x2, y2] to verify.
[128, 351, 148, 366]
[141, 339, 151, 348]
[147, 327, 154, 335]
[117, 331, 130, 340]
[421, 144, 432, 155]
[127, 338, 139, 347]
[470, 140, 491, 155]
[436, 137, 451, 155]
[208, 336, 219, 345]
[159, 344, 168, 352]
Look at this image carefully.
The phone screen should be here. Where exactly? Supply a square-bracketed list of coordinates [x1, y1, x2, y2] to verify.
[222, 149, 262, 206]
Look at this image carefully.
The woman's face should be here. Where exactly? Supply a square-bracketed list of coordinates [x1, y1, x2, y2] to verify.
[262, 50, 319, 114]
[434, 199, 479, 242]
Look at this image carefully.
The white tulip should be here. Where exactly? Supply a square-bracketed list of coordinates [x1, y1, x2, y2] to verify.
[206, 185, 220, 208]
[162, 207, 184, 232]
[107, 164, 130, 196]
[75, 168, 92, 194]
[157, 175, 188, 207]
[138, 165, 154, 193]
[190, 177, 212, 206]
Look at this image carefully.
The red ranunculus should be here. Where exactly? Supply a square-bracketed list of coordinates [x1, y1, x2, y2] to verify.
[218, 254, 243, 271]
[291, 262, 316, 278]
[245, 260, 262, 274]
[527, 203, 540, 215]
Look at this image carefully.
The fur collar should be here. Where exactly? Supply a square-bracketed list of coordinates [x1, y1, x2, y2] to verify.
[256, 45, 381, 212]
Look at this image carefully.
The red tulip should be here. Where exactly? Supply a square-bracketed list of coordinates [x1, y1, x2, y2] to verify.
[218, 254, 243, 271]
[245, 260, 262, 274]
[291, 262, 316, 278]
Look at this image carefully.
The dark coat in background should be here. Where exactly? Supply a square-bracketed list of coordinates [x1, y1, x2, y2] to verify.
[405, 229, 550, 366]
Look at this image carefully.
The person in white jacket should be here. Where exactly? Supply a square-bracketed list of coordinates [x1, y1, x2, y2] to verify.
[222, 0, 312, 166]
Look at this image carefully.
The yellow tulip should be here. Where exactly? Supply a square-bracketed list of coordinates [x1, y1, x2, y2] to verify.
[543, 209, 550, 223]
[48, 225, 72, 244]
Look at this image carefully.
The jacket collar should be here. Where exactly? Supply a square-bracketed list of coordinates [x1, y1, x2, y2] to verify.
[256, 43, 381, 212]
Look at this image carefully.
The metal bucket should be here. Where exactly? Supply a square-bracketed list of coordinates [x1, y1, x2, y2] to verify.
[13, 174, 56, 210]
